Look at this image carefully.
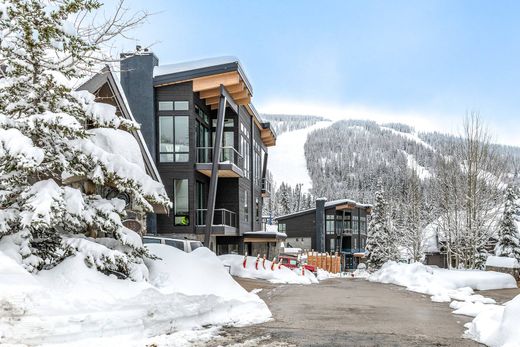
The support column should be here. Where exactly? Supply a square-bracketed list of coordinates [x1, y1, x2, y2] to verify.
[204, 86, 227, 247]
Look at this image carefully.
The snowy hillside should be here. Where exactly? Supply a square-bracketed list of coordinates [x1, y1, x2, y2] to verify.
[268, 120, 331, 192]
[305, 119, 520, 202]
[262, 114, 329, 136]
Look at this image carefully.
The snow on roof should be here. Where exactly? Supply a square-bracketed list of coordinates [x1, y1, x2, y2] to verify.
[243, 230, 287, 238]
[89, 128, 145, 170]
[153, 56, 240, 78]
[275, 199, 372, 220]
[486, 256, 520, 269]
[324, 199, 372, 209]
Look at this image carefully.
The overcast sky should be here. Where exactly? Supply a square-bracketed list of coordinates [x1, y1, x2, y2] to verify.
[116, 0, 520, 146]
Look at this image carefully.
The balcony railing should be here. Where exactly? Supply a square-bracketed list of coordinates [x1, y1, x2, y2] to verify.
[196, 208, 238, 228]
[196, 147, 243, 167]
[261, 177, 272, 194]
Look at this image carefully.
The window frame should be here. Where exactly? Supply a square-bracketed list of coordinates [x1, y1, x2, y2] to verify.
[173, 179, 190, 226]
[159, 115, 190, 163]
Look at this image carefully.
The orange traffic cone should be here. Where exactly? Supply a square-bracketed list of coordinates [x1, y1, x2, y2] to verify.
[262, 254, 267, 270]
[255, 254, 260, 270]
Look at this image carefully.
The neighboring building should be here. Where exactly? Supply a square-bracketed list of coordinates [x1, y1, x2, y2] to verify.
[276, 199, 371, 270]
[76, 66, 169, 235]
[119, 50, 277, 254]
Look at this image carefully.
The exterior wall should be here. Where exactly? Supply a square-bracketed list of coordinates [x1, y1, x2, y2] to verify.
[425, 253, 448, 268]
[279, 212, 316, 249]
[155, 82, 197, 236]
[286, 237, 312, 250]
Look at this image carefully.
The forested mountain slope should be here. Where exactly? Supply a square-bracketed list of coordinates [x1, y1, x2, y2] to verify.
[304, 119, 520, 203]
[262, 114, 329, 136]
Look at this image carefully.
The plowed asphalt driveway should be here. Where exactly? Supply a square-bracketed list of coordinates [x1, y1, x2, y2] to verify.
[205, 277, 519, 347]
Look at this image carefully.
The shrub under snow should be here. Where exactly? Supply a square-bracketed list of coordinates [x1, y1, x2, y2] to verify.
[0, 242, 270, 346]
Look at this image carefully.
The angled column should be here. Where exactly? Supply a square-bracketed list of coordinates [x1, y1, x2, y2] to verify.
[204, 86, 227, 247]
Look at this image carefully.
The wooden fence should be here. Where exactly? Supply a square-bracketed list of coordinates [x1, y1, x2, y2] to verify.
[307, 251, 341, 273]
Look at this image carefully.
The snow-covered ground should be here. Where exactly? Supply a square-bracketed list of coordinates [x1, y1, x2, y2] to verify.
[369, 261, 517, 303]
[466, 293, 520, 347]
[219, 254, 318, 284]
[269, 121, 331, 192]
[0, 240, 270, 346]
[368, 261, 519, 347]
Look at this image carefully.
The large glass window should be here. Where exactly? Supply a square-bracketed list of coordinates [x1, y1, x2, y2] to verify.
[159, 116, 189, 162]
[174, 179, 189, 226]
[278, 223, 286, 232]
[196, 181, 206, 225]
[158, 101, 173, 111]
[326, 215, 335, 235]
[159, 117, 174, 162]
[196, 121, 210, 162]
[240, 122, 250, 177]
[174, 101, 189, 111]
[243, 190, 249, 222]
[352, 215, 359, 232]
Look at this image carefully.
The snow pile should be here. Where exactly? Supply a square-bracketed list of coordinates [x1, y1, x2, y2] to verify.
[485, 255, 520, 269]
[466, 294, 520, 347]
[0, 243, 270, 346]
[369, 261, 517, 303]
[219, 254, 318, 284]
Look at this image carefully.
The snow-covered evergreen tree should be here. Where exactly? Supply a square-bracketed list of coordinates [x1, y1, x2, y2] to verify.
[495, 185, 520, 260]
[0, 0, 169, 279]
[366, 181, 399, 271]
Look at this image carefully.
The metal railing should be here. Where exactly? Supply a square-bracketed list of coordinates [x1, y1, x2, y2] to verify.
[341, 248, 366, 254]
[261, 177, 272, 193]
[196, 147, 243, 167]
[196, 208, 238, 228]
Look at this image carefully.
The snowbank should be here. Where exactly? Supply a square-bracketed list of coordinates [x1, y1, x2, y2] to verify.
[369, 261, 517, 303]
[0, 243, 270, 346]
[219, 254, 318, 284]
[466, 294, 520, 347]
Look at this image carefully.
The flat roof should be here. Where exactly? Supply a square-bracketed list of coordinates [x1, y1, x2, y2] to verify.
[276, 199, 372, 220]
[153, 56, 253, 94]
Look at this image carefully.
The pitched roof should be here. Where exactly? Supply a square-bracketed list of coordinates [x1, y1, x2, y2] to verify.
[77, 66, 163, 186]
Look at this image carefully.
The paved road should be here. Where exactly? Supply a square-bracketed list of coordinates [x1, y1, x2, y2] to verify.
[208, 278, 487, 347]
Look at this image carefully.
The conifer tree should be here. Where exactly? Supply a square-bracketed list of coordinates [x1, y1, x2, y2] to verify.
[0, 0, 169, 279]
[366, 181, 399, 271]
[496, 186, 520, 260]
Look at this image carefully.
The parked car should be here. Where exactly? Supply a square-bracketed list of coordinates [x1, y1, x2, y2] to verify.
[142, 236, 203, 253]
[278, 255, 317, 273]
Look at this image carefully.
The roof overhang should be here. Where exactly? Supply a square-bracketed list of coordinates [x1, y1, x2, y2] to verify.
[245, 104, 277, 147]
[153, 60, 253, 111]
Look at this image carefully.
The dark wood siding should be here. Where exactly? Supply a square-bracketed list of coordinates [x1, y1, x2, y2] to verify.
[279, 212, 316, 248]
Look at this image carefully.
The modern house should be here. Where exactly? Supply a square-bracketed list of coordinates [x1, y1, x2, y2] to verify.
[276, 199, 371, 270]
[119, 49, 277, 254]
